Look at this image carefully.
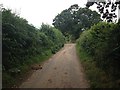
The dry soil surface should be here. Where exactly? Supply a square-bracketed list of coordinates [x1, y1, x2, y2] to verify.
[20, 44, 90, 88]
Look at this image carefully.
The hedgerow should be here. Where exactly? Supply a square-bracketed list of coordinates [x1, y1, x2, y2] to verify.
[2, 8, 65, 87]
[77, 21, 120, 87]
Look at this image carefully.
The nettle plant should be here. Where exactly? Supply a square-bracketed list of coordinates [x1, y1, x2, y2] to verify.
[86, 0, 120, 22]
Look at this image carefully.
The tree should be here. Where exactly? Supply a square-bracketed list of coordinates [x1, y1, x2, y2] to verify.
[53, 4, 102, 40]
[86, 0, 120, 22]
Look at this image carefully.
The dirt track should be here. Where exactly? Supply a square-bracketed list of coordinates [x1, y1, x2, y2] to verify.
[20, 44, 90, 88]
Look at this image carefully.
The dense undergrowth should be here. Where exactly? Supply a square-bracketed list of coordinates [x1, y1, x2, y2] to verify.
[2, 8, 65, 88]
[76, 20, 120, 88]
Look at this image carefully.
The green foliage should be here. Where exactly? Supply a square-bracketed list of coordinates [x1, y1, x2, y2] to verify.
[40, 24, 65, 53]
[77, 21, 120, 87]
[2, 72, 16, 87]
[2, 8, 65, 87]
[76, 44, 114, 88]
[86, 1, 120, 22]
[53, 4, 102, 40]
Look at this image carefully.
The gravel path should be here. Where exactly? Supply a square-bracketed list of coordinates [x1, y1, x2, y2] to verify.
[20, 44, 90, 88]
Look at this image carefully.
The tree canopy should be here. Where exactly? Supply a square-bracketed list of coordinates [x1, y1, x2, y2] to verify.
[86, 0, 120, 22]
[53, 4, 102, 40]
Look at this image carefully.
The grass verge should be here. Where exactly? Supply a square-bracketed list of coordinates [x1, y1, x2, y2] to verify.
[76, 44, 115, 88]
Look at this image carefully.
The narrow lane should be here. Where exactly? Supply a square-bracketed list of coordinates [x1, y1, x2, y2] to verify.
[20, 44, 89, 88]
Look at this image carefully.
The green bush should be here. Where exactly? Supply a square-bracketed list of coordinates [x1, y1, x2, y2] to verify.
[40, 24, 65, 53]
[2, 8, 65, 87]
[77, 21, 120, 87]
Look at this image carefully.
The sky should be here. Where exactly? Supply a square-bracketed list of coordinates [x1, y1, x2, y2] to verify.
[0, 0, 98, 28]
